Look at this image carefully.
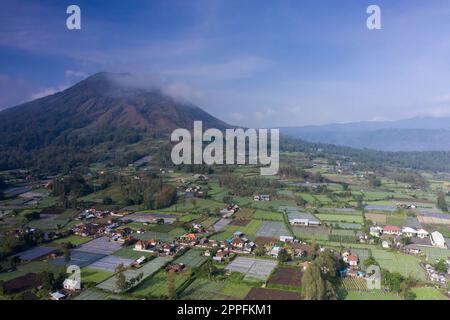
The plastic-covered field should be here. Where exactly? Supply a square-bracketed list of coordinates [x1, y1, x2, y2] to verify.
[96, 256, 172, 292]
[15, 246, 57, 261]
[74, 236, 122, 255]
[52, 251, 105, 268]
[255, 221, 289, 238]
[225, 257, 277, 281]
[213, 218, 231, 231]
[87, 255, 135, 272]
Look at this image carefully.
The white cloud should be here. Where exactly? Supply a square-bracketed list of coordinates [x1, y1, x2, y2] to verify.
[65, 70, 88, 79]
[30, 85, 68, 100]
[163, 56, 270, 80]
[230, 112, 244, 121]
[421, 106, 450, 118]
[254, 108, 274, 121]
[284, 106, 302, 115]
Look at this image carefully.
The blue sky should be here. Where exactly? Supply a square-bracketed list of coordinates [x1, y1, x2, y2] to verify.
[2, 0, 450, 127]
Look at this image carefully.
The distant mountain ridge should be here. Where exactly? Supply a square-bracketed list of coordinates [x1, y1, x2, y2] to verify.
[281, 117, 450, 151]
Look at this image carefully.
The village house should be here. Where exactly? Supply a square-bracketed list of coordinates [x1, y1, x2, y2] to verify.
[289, 243, 312, 258]
[162, 244, 177, 255]
[417, 229, 429, 239]
[220, 204, 240, 218]
[369, 226, 383, 238]
[346, 255, 359, 267]
[181, 233, 198, 245]
[50, 292, 66, 300]
[383, 225, 402, 236]
[403, 244, 422, 255]
[280, 235, 294, 243]
[401, 227, 418, 238]
[342, 251, 359, 267]
[213, 249, 228, 262]
[72, 223, 100, 237]
[254, 194, 271, 201]
[132, 256, 147, 267]
[270, 246, 281, 258]
[134, 239, 158, 253]
[167, 263, 186, 273]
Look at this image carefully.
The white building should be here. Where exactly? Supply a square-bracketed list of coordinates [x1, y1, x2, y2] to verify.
[430, 231, 447, 248]
[401, 227, 417, 238]
[417, 229, 429, 239]
[50, 291, 66, 300]
[280, 235, 294, 242]
[369, 226, 383, 237]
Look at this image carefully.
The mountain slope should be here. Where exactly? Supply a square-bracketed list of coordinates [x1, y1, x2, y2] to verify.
[0, 72, 229, 171]
[281, 117, 450, 151]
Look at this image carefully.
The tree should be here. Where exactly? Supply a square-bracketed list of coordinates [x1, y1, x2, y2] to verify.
[255, 246, 266, 256]
[355, 195, 364, 210]
[434, 260, 448, 273]
[368, 175, 382, 187]
[39, 271, 55, 291]
[404, 290, 416, 300]
[383, 271, 404, 294]
[102, 196, 113, 205]
[277, 249, 291, 263]
[437, 192, 448, 212]
[315, 249, 337, 280]
[205, 258, 216, 280]
[115, 263, 128, 293]
[363, 256, 378, 268]
[62, 243, 72, 266]
[302, 263, 326, 300]
[308, 241, 319, 261]
[167, 271, 177, 300]
[0, 280, 5, 296]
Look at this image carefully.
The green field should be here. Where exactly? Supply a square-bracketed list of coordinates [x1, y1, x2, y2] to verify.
[316, 214, 364, 224]
[417, 246, 450, 262]
[112, 246, 156, 259]
[79, 185, 124, 203]
[331, 229, 357, 236]
[411, 287, 448, 300]
[82, 268, 114, 284]
[292, 226, 330, 241]
[224, 220, 263, 240]
[386, 215, 407, 226]
[180, 278, 252, 300]
[50, 235, 93, 246]
[173, 249, 208, 268]
[201, 216, 220, 228]
[131, 269, 191, 298]
[179, 214, 202, 222]
[371, 249, 426, 281]
[0, 261, 61, 281]
[344, 290, 403, 300]
[253, 209, 284, 221]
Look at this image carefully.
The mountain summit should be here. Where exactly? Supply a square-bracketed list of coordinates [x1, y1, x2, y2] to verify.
[0, 72, 229, 171]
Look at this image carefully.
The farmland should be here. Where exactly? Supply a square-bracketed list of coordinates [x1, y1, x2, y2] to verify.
[268, 267, 302, 288]
[130, 269, 191, 299]
[1, 144, 450, 303]
[245, 288, 301, 300]
[371, 249, 426, 281]
[173, 249, 207, 268]
[316, 214, 364, 224]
